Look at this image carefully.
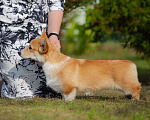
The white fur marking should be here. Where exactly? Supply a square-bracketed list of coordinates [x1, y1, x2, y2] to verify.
[85, 92, 93, 96]
[34, 52, 45, 63]
[63, 89, 76, 101]
[42, 57, 70, 93]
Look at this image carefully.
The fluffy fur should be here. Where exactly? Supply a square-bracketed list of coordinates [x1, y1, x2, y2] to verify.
[19, 28, 141, 101]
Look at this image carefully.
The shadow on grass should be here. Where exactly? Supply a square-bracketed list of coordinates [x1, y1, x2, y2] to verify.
[76, 85, 150, 103]
[76, 95, 132, 101]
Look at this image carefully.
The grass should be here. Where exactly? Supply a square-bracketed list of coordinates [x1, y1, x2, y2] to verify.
[0, 42, 150, 120]
[0, 87, 150, 120]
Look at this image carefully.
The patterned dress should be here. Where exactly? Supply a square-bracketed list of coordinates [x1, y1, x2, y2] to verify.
[0, 0, 64, 98]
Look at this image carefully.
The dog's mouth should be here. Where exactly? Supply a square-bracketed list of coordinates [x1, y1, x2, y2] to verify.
[18, 50, 44, 63]
[18, 50, 28, 59]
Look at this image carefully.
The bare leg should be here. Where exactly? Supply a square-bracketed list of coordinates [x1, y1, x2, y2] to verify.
[0, 81, 3, 97]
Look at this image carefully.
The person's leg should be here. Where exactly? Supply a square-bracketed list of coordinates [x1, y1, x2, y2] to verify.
[0, 23, 58, 98]
[0, 81, 3, 97]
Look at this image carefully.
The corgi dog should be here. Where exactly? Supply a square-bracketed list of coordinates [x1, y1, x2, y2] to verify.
[19, 28, 141, 101]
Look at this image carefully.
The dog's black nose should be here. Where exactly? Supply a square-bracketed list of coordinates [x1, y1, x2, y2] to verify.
[18, 51, 21, 56]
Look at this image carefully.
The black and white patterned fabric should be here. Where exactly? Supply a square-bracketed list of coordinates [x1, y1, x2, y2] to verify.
[0, 0, 64, 98]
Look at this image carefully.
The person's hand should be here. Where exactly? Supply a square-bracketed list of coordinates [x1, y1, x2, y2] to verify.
[49, 35, 61, 50]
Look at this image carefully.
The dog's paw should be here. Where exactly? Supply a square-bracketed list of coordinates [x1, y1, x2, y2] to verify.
[63, 89, 76, 101]
[85, 92, 93, 96]
[64, 95, 75, 101]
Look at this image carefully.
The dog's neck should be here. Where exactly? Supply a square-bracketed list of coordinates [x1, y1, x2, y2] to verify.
[49, 51, 68, 64]
[43, 46, 69, 65]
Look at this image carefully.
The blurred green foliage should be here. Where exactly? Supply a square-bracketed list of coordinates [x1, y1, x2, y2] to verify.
[63, 0, 150, 60]
[61, 0, 93, 55]
[84, 0, 150, 58]
[64, 0, 92, 13]
[62, 22, 91, 55]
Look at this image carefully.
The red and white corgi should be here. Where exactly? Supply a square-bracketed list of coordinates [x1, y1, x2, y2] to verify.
[19, 28, 141, 101]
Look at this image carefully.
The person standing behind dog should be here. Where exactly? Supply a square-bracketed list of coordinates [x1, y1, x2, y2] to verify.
[0, 0, 64, 98]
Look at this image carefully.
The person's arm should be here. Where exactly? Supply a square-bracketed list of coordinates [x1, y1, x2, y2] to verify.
[0, 81, 3, 97]
[47, 0, 65, 50]
[48, 10, 63, 50]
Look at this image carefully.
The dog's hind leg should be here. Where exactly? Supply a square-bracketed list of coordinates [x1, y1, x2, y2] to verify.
[117, 82, 141, 100]
[130, 84, 141, 100]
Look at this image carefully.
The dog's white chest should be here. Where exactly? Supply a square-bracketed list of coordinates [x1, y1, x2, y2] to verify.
[42, 62, 62, 93]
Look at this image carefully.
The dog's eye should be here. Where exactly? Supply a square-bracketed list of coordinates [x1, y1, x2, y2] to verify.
[29, 46, 32, 50]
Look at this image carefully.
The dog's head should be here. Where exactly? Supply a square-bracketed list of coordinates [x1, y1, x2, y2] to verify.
[19, 28, 57, 63]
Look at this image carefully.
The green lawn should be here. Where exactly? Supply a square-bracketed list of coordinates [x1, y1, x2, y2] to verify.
[0, 42, 150, 120]
[0, 86, 150, 120]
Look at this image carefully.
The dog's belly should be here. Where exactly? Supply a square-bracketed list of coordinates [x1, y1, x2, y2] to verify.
[46, 78, 62, 93]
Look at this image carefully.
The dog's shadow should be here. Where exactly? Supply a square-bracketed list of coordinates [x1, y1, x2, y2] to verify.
[75, 95, 132, 101]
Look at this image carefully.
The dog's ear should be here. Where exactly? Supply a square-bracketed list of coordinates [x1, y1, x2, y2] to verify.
[41, 28, 47, 38]
[39, 38, 48, 54]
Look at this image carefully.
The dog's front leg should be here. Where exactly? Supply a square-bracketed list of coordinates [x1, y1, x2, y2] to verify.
[63, 88, 77, 101]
